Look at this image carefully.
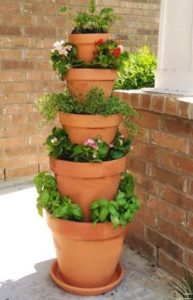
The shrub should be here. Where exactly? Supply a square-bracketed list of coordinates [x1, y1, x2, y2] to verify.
[115, 46, 157, 90]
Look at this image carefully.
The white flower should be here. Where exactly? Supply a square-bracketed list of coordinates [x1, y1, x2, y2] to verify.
[118, 45, 124, 53]
[51, 137, 57, 144]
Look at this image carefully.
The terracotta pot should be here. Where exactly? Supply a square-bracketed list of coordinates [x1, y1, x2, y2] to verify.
[65, 69, 117, 100]
[49, 156, 127, 221]
[59, 112, 122, 144]
[68, 33, 111, 63]
[47, 214, 127, 295]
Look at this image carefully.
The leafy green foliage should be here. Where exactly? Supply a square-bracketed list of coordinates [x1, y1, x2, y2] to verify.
[115, 46, 157, 90]
[67, 1, 118, 33]
[91, 172, 140, 228]
[37, 87, 139, 138]
[173, 271, 193, 299]
[51, 41, 80, 80]
[44, 127, 72, 159]
[34, 172, 84, 221]
[44, 127, 132, 163]
[93, 39, 128, 70]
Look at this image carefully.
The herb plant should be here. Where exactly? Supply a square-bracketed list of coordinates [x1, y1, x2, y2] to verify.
[91, 172, 140, 228]
[37, 87, 139, 137]
[115, 46, 157, 90]
[173, 271, 193, 299]
[44, 127, 131, 162]
[34, 172, 84, 221]
[60, 0, 118, 33]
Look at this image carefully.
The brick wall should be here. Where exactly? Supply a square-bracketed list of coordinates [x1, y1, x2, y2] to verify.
[0, 0, 160, 182]
[114, 90, 193, 279]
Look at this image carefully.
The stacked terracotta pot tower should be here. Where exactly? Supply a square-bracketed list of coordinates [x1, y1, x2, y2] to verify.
[47, 30, 128, 296]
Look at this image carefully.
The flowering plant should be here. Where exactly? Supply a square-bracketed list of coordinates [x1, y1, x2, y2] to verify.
[93, 39, 128, 69]
[45, 127, 131, 163]
[50, 40, 82, 79]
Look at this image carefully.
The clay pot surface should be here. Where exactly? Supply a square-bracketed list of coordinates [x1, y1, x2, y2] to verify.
[65, 69, 117, 100]
[49, 156, 127, 221]
[68, 33, 111, 63]
[47, 213, 127, 289]
[59, 112, 122, 144]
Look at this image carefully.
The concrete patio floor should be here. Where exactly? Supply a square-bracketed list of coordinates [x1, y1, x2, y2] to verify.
[0, 181, 176, 300]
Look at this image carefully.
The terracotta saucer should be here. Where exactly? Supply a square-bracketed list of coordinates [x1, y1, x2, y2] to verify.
[50, 260, 124, 296]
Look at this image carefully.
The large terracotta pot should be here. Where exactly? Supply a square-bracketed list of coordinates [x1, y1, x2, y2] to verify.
[49, 156, 127, 221]
[65, 69, 117, 100]
[68, 33, 111, 63]
[59, 112, 122, 144]
[47, 214, 127, 295]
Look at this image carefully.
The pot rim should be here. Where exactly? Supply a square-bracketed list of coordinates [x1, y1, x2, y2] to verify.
[68, 33, 111, 44]
[65, 69, 117, 80]
[46, 212, 127, 240]
[59, 112, 122, 127]
[49, 156, 127, 178]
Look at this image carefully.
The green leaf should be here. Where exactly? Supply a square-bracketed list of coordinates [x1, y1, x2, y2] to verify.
[99, 207, 109, 222]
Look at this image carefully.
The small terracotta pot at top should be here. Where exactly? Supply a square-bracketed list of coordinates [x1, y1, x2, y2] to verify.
[68, 33, 111, 63]
[59, 112, 122, 144]
[49, 156, 127, 221]
[64, 69, 117, 100]
[47, 213, 127, 292]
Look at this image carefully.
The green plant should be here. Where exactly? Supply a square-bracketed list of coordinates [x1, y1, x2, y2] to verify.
[44, 127, 132, 162]
[93, 39, 128, 70]
[51, 40, 82, 79]
[60, 0, 118, 33]
[173, 271, 193, 299]
[34, 172, 84, 221]
[90, 172, 140, 228]
[115, 46, 157, 90]
[37, 87, 139, 138]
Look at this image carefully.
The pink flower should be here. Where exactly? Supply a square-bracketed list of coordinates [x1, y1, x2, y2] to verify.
[109, 143, 114, 148]
[84, 138, 97, 148]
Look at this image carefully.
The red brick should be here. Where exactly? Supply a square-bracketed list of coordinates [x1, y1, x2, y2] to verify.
[160, 185, 193, 213]
[0, 157, 31, 169]
[4, 145, 39, 157]
[22, 3, 58, 15]
[0, 25, 22, 36]
[185, 250, 193, 271]
[2, 81, 36, 93]
[178, 101, 193, 119]
[5, 165, 38, 180]
[127, 233, 156, 260]
[146, 228, 184, 262]
[140, 93, 152, 110]
[117, 91, 140, 109]
[0, 71, 26, 82]
[187, 213, 193, 231]
[189, 179, 193, 194]
[158, 250, 185, 279]
[0, 49, 22, 59]
[151, 165, 186, 191]
[134, 128, 150, 143]
[2, 60, 34, 70]
[24, 27, 56, 38]
[25, 49, 50, 59]
[0, 169, 5, 181]
[3, 104, 34, 114]
[158, 217, 193, 250]
[26, 71, 56, 81]
[127, 156, 147, 176]
[134, 172, 159, 195]
[164, 97, 178, 116]
[162, 116, 193, 137]
[143, 207, 157, 228]
[1, 137, 28, 148]
[0, 2, 20, 13]
[151, 130, 188, 154]
[2, 15, 34, 26]
[132, 143, 159, 162]
[0, 94, 28, 104]
[137, 111, 161, 130]
[38, 162, 49, 172]
[135, 186, 148, 206]
[3, 124, 38, 138]
[159, 150, 193, 175]
[148, 196, 185, 225]
[152, 95, 165, 113]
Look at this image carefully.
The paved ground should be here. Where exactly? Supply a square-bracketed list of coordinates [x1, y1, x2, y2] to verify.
[0, 181, 176, 300]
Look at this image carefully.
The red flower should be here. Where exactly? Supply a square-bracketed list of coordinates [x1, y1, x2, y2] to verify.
[95, 39, 104, 45]
[113, 47, 121, 58]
